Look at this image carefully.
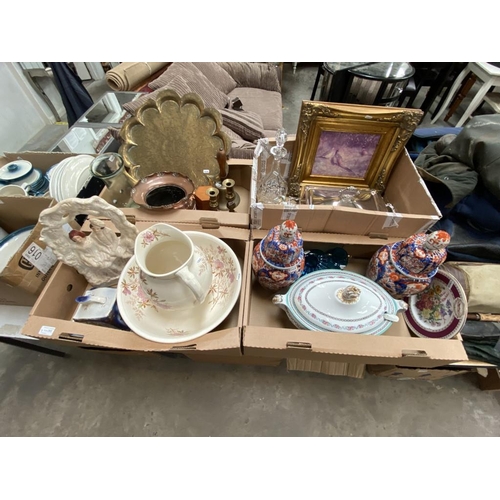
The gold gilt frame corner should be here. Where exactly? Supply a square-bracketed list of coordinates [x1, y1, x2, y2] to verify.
[288, 101, 423, 196]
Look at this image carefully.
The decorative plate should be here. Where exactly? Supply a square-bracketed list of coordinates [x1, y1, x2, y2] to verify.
[404, 269, 467, 339]
[0, 225, 35, 273]
[117, 231, 242, 343]
[119, 89, 230, 188]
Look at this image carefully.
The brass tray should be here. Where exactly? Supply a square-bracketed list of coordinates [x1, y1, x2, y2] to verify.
[119, 89, 230, 187]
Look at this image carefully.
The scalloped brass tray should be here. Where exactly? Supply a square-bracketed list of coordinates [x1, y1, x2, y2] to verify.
[119, 89, 231, 188]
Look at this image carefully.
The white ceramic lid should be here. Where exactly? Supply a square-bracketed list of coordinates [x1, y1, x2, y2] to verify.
[283, 270, 401, 335]
[0, 160, 33, 183]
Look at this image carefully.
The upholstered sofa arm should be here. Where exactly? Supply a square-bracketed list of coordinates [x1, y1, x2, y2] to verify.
[217, 62, 282, 93]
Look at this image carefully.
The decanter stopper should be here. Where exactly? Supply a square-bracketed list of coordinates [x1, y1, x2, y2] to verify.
[270, 128, 288, 159]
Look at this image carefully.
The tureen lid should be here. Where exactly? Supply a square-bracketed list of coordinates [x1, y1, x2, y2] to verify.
[279, 270, 403, 335]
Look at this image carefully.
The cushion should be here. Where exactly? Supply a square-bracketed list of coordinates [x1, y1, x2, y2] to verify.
[218, 62, 281, 92]
[227, 87, 283, 131]
[221, 125, 256, 160]
[192, 62, 237, 94]
[148, 62, 229, 109]
[122, 75, 193, 115]
[219, 109, 265, 142]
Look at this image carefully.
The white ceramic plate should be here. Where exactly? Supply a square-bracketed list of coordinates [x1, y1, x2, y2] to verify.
[60, 155, 93, 199]
[117, 231, 242, 343]
[0, 226, 34, 273]
[49, 158, 71, 200]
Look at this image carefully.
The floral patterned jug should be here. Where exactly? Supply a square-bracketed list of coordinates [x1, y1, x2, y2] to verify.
[366, 230, 450, 299]
[252, 220, 305, 291]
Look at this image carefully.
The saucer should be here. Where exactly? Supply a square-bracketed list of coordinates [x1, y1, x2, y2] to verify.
[404, 269, 467, 339]
[117, 231, 242, 343]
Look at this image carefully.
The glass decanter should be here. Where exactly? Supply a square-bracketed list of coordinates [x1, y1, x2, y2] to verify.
[257, 128, 288, 204]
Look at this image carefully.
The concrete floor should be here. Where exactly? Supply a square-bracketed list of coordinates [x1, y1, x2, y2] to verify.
[2, 63, 500, 437]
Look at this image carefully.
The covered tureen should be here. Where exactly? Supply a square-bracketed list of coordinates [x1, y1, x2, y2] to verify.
[272, 270, 407, 335]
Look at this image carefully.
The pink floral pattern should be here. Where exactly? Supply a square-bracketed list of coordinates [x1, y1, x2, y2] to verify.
[140, 228, 171, 248]
[201, 243, 237, 309]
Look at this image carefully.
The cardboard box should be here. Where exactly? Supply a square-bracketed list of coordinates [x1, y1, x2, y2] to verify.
[366, 364, 469, 381]
[287, 358, 366, 378]
[242, 231, 468, 368]
[0, 196, 57, 306]
[21, 222, 250, 357]
[99, 159, 253, 229]
[0, 151, 80, 172]
[251, 148, 442, 238]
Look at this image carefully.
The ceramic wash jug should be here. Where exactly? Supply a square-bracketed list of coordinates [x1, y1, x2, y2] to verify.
[252, 220, 305, 291]
[366, 230, 450, 299]
[134, 223, 212, 310]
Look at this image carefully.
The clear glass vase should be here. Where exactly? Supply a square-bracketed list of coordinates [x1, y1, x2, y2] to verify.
[90, 153, 132, 207]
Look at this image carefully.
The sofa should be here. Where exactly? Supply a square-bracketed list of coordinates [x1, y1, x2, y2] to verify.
[111, 62, 283, 160]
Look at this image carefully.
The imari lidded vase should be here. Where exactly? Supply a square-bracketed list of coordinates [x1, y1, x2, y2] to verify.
[252, 220, 305, 291]
[366, 230, 450, 299]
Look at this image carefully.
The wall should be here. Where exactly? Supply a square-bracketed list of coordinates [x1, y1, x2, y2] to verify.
[0, 63, 65, 154]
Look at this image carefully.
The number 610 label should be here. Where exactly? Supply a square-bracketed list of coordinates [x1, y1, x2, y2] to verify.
[22, 243, 57, 274]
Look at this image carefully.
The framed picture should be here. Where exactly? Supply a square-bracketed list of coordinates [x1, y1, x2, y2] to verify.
[288, 101, 423, 196]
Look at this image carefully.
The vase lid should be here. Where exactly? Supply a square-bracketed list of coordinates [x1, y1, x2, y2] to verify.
[391, 230, 450, 277]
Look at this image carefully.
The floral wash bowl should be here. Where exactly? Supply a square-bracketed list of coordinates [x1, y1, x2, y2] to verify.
[272, 270, 407, 335]
[117, 230, 241, 343]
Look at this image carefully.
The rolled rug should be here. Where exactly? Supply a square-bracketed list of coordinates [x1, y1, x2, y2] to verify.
[106, 62, 169, 91]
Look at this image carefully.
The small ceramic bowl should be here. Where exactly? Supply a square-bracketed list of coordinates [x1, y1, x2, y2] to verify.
[0, 184, 28, 197]
[131, 171, 196, 210]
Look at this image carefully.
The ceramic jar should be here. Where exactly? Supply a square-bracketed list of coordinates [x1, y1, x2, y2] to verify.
[366, 230, 451, 299]
[252, 220, 305, 291]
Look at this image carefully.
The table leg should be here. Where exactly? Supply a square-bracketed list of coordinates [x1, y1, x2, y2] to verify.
[455, 80, 491, 127]
[445, 73, 477, 121]
[310, 64, 323, 100]
[431, 65, 470, 124]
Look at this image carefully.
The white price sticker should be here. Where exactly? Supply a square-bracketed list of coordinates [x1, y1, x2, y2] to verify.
[281, 202, 297, 221]
[22, 243, 58, 274]
[38, 326, 55, 337]
[251, 203, 264, 229]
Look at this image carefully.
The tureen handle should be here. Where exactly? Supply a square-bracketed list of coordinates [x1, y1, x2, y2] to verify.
[272, 294, 288, 311]
[383, 313, 400, 323]
[384, 300, 408, 323]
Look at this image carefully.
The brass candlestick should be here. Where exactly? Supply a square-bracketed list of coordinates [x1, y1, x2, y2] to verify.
[222, 178, 237, 212]
[207, 187, 220, 211]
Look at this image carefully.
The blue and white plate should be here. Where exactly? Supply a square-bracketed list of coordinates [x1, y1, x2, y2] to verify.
[0, 225, 35, 273]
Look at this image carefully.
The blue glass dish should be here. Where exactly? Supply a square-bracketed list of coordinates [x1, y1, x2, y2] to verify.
[302, 247, 349, 275]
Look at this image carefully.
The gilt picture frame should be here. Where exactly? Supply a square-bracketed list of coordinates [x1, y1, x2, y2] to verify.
[288, 101, 423, 197]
